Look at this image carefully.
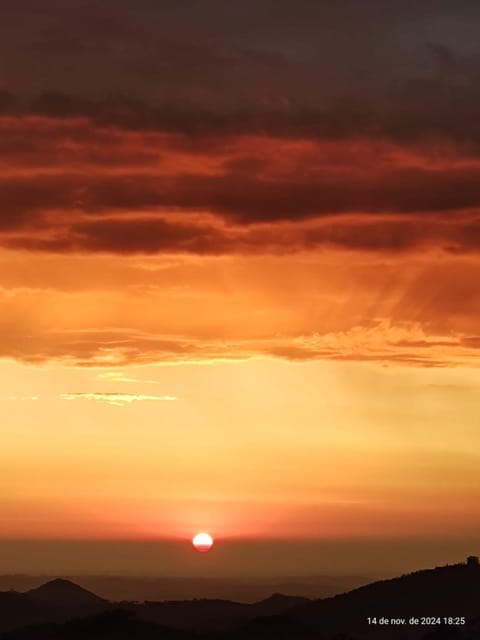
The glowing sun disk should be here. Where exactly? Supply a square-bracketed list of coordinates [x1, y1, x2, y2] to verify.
[192, 532, 214, 552]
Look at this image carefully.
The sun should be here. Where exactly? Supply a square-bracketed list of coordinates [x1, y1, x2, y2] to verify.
[192, 532, 214, 552]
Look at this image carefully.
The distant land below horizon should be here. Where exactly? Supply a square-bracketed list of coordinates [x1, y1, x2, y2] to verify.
[1, 561, 480, 639]
[0, 573, 375, 602]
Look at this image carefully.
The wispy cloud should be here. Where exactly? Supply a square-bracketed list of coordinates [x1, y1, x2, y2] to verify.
[96, 371, 159, 384]
[2, 395, 39, 401]
[59, 392, 177, 407]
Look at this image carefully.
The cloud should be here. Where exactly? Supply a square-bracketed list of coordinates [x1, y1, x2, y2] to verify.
[5, 211, 480, 257]
[1, 116, 480, 256]
[0, 319, 473, 369]
[96, 371, 159, 384]
[2, 0, 480, 150]
[0, 2, 478, 374]
[427, 383, 480, 391]
[2, 395, 39, 401]
[0, 248, 479, 369]
[59, 392, 177, 406]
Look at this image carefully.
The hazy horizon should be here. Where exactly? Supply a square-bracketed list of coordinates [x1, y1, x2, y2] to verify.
[0, 538, 477, 578]
[0, 570, 375, 603]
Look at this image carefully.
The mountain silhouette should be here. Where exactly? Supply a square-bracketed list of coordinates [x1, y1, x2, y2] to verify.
[1, 560, 480, 639]
[2, 610, 195, 640]
[250, 592, 309, 616]
[0, 574, 368, 601]
[0, 587, 306, 636]
[231, 613, 316, 639]
[26, 579, 106, 607]
[136, 593, 309, 631]
[0, 591, 51, 635]
[0, 581, 108, 635]
[293, 561, 480, 637]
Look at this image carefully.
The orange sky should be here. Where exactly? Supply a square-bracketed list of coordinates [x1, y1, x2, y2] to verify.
[1, 239, 480, 574]
[1, 119, 480, 574]
[1, 1, 480, 575]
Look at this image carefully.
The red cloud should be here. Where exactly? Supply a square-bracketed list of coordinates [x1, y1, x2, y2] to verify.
[1, 115, 480, 256]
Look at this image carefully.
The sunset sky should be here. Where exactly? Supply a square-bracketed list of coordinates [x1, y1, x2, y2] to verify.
[1, 0, 480, 577]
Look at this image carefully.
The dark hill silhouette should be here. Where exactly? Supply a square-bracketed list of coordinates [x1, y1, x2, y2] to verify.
[7, 610, 480, 640]
[2, 609, 317, 640]
[26, 579, 106, 607]
[1, 561, 480, 639]
[293, 561, 480, 637]
[136, 593, 308, 631]
[0, 584, 108, 635]
[0, 574, 369, 601]
[0, 591, 51, 635]
[0, 586, 308, 636]
[231, 613, 316, 639]
[1, 610, 197, 640]
[249, 592, 309, 616]
[138, 597, 246, 631]
[0, 574, 369, 602]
